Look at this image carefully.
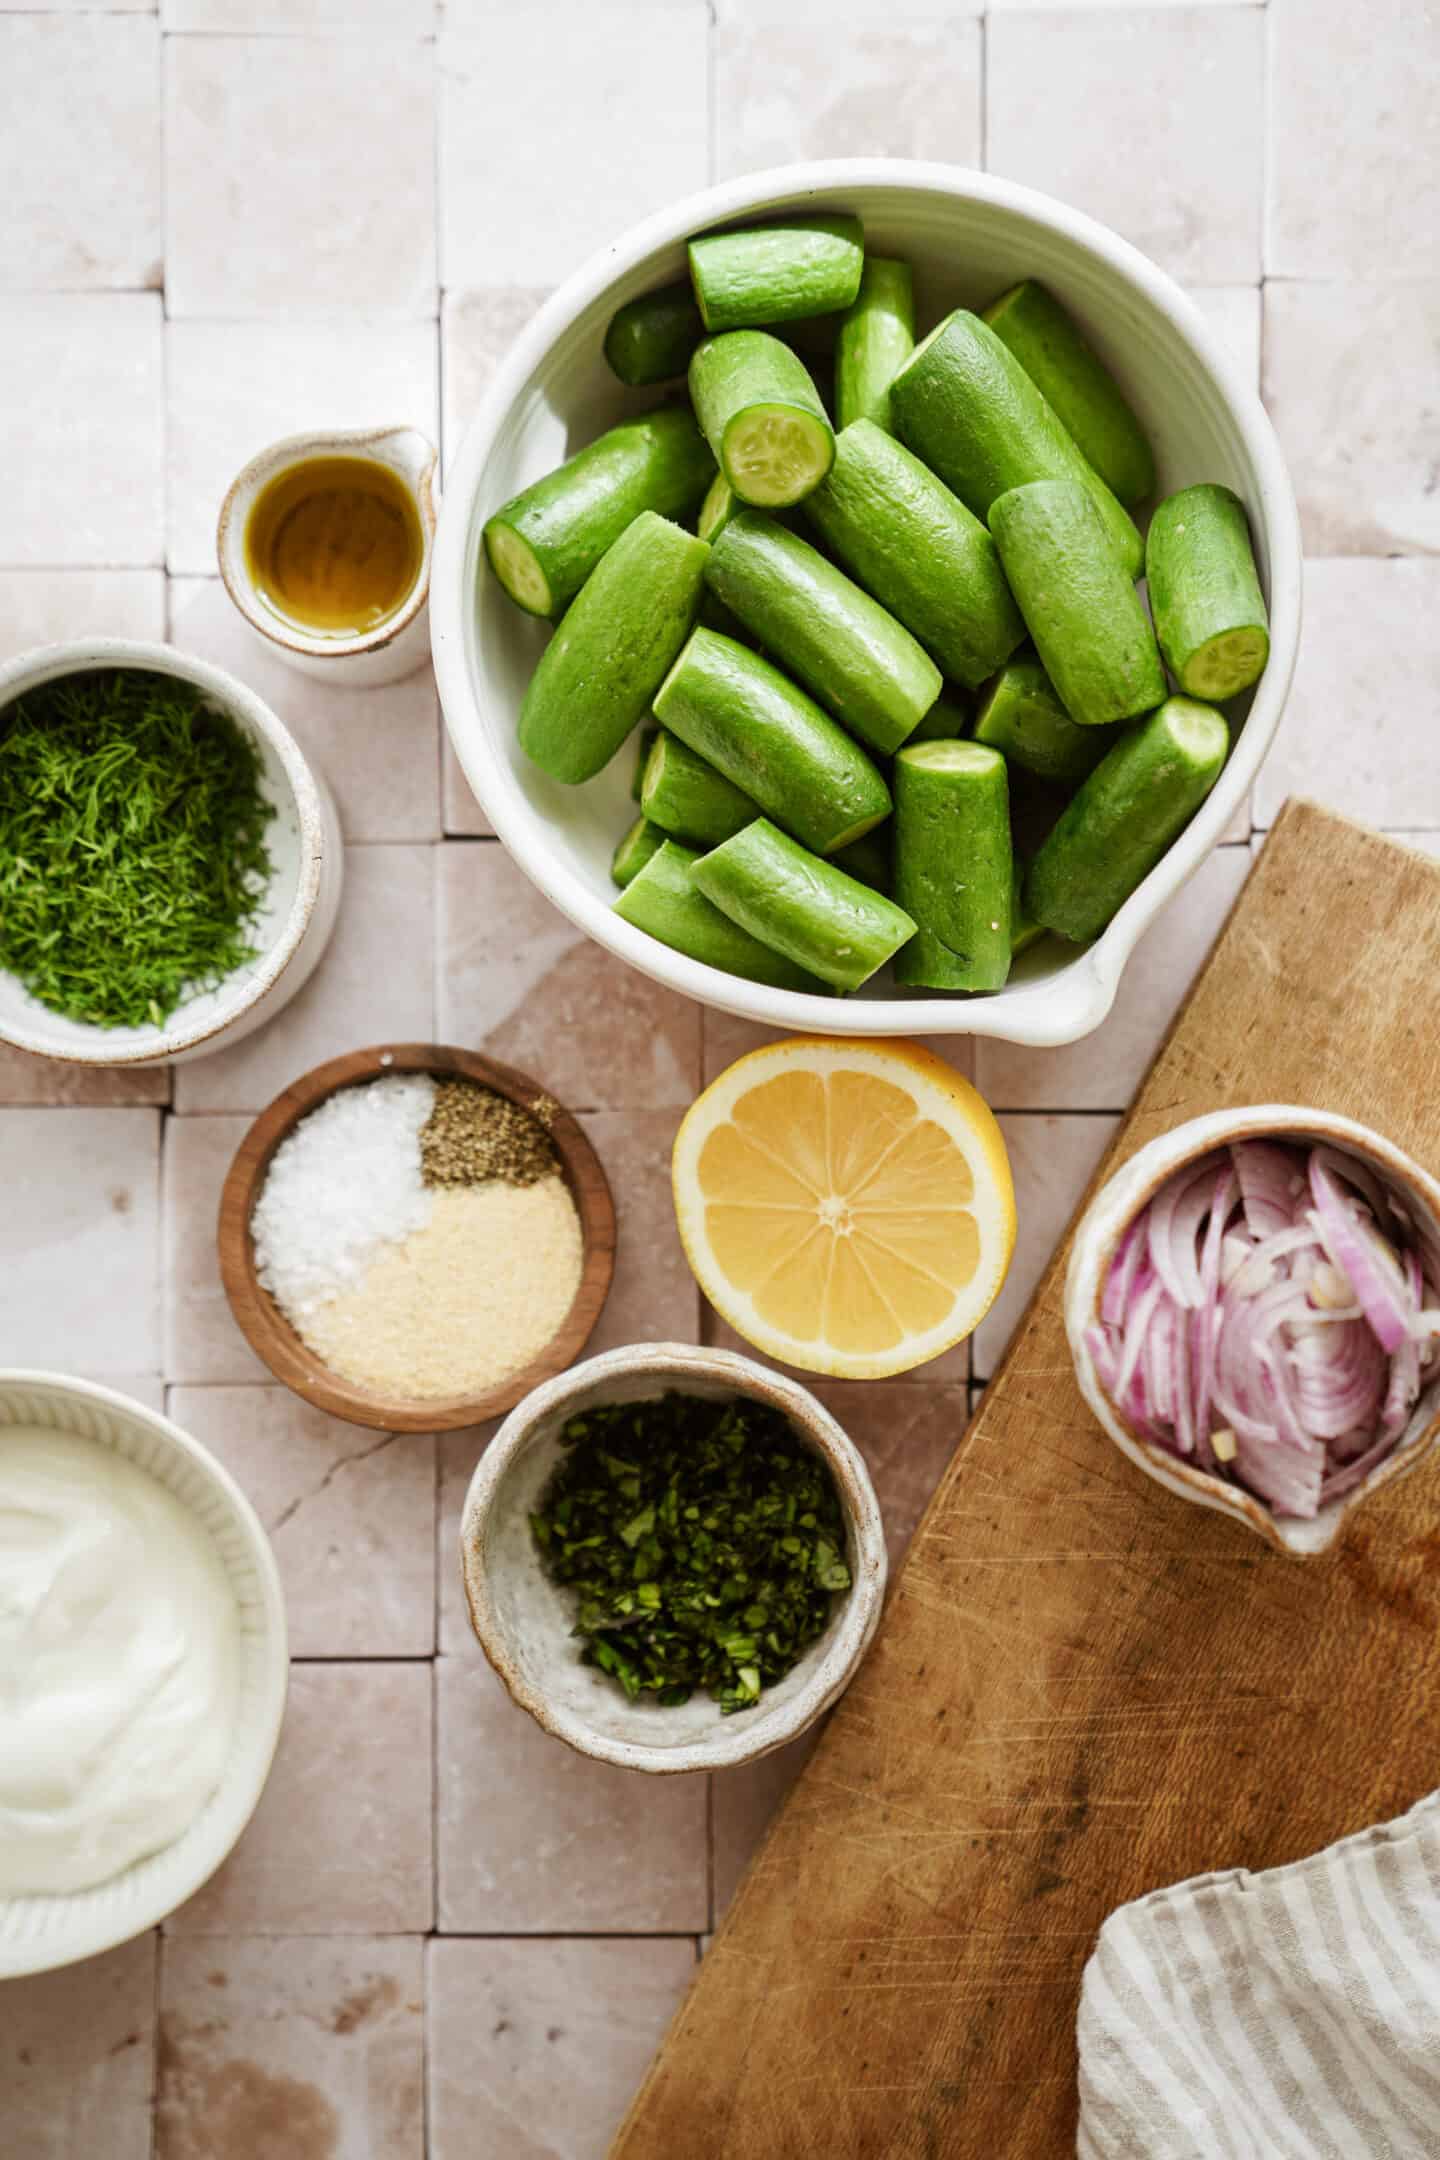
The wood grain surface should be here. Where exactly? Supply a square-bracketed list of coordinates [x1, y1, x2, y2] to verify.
[218, 1041, 616, 1433]
[612, 804, 1440, 2160]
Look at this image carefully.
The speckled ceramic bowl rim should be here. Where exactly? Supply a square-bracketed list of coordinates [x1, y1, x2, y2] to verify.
[217, 425, 438, 662]
[0, 638, 327, 1066]
[431, 156, 1303, 1047]
[0, 1371, 289, 1975]
[1064, 1106, 1440, 1556]
[460, 1342, 888, 1773]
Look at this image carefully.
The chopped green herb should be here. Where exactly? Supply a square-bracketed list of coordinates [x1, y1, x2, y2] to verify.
[0, 668, 275, 1029]
[530, 1391, 852, 1715]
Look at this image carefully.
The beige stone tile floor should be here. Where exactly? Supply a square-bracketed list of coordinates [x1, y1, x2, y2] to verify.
[0, 2, 1436, 2152]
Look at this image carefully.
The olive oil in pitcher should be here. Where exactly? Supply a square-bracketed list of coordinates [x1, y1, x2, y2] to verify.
[244, 456, 423, 638]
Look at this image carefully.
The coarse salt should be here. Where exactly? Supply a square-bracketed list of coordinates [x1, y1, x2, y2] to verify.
[251, 1074, 436, 1319]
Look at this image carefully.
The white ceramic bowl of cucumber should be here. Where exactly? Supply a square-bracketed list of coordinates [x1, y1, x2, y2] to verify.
[433, 160, 1301, 1046]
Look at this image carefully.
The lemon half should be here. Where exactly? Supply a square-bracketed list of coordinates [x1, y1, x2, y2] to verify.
[672, 1037, 1016, 1379]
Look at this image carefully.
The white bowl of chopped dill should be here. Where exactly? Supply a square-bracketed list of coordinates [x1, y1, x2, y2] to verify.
[459, 1342, 887, 1773]
[0, 640, 342, 1066]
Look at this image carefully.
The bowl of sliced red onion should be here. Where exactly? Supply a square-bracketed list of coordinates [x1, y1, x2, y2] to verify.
[1065, 1107, 1440, 1556]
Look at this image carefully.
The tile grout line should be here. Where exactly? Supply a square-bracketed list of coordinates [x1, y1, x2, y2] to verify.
[149, 1925, 163, 2160]
[978, 5, 988, 172]
[158, 19, 171, 586]
[705, 0, 717, 190]
[1257, 0, 1273, 409]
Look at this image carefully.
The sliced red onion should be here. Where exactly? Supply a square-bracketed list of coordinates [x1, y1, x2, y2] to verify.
[1309, 1158, 1411, 1354]
[1309, 1142, 1392, 1227]
[1380, 1251, 1425, 1436]
[1146, 1162, 1215, 1310]
[1092, 1134, 1438, 1519]
[1113, 1272, 1163, 1407]
[1234, 1422, 1325, 1518]
[1101, 1213, 1145, 1329]
[1233, 1140, 1302, 1239]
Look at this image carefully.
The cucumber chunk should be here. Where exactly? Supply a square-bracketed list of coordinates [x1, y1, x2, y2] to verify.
[1009, 866, 1046, 961]
[698, 472, 738, 543]
[690, 333, 834, 508]
[988, 480, 1165, 729]
[725, 407, 834, 508]
[705, 510, 942, 756]
[1145, 484, 1270, 702]
[653, 627, 891, 856]
[694, 820, 916, 994]
[836, 257, 916, 435]
[908, 694, 973, 745]
[630, 723, 659, 803]
[972, 655, 1122, 785]
[616, 838, 826, 992]
[803, 420, 1024, 689]
[484, 407, 714, 619]
[612, 816, 666, 889]
[1024, 696, 1230, 943]
[519, 513, 709, 784]
[604, 282, 704, 387]
[688, 216, 865, 334]
[696, 586, 755, 647]
[982, 281, 1155, 508]
[893, 740, 1012, 992]
[890, 310, 1144, 580]
[830, 827, 891, 895]
[641, 730, 759, 847]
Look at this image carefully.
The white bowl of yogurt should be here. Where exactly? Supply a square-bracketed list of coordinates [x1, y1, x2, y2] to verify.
[0, 1372, 288, 1976]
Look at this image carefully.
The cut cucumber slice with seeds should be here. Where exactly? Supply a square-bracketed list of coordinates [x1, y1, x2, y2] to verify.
[723, 405, 834, 507]
[1145, 484, 1270, 702]
[484, 520, 551, 616]
[690, 333, 834, 509]
[1181, 625, 1269, 700]
[483, 406, 714, 620]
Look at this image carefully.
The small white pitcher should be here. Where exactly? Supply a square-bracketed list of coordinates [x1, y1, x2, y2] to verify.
[217, 424, 438, 688]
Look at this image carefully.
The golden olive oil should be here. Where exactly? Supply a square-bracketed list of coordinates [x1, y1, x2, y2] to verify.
[244, 456, 423, 638]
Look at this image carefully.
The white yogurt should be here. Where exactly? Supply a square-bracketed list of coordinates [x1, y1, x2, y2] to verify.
[0, 1427, 240, 1896]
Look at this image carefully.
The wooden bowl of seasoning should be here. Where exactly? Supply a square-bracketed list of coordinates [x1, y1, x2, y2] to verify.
[217, 1044, 616, 1433]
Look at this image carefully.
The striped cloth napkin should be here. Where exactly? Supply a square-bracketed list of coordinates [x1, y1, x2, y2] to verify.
[1077, 1792, 1440, 2158]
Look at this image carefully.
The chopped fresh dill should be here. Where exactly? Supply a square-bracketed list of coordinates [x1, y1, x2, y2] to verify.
[0, 668, 276, 1029]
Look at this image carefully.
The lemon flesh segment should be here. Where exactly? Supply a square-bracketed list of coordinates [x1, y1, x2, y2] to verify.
[676, 1037, 1015, 1379]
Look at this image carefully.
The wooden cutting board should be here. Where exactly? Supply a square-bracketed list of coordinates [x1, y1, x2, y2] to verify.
[613, 803, 1440, 2160]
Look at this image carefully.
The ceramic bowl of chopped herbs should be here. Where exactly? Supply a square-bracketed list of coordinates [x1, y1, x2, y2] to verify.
[459, 1341, 887, 1773]
[0, 639, 342, 1066]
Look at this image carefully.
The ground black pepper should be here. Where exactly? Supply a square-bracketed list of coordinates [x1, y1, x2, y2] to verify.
[419, 1079, 559, 1189]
